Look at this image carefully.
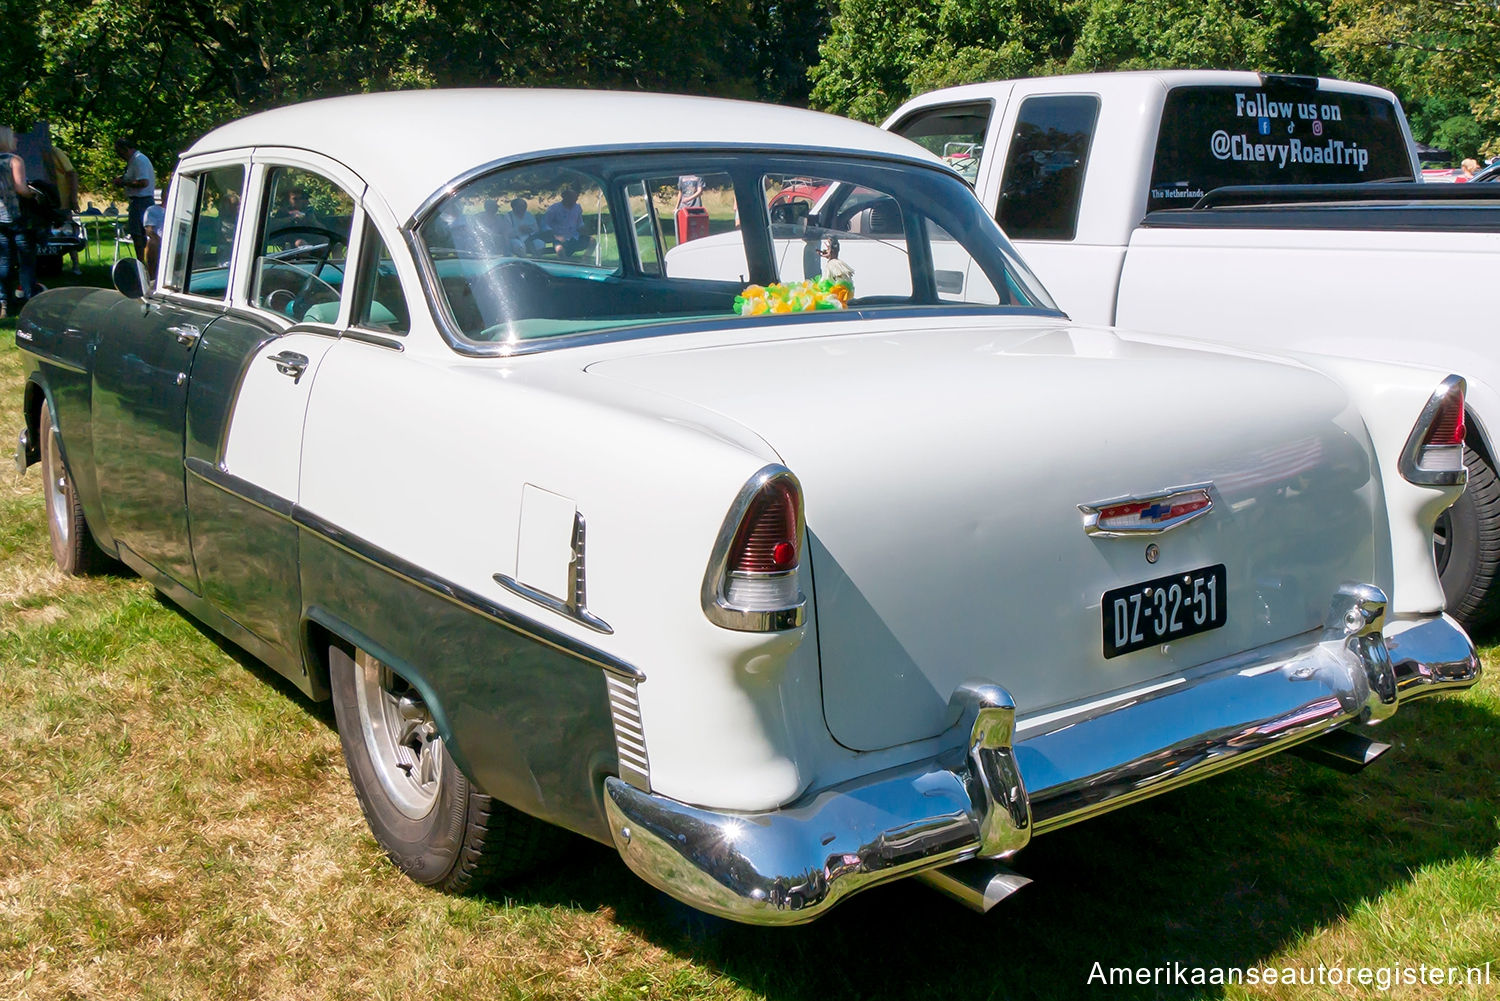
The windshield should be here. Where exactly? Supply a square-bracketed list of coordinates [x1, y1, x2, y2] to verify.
[1149, 85, 1415, 212]
[415, 150, 1056, 350]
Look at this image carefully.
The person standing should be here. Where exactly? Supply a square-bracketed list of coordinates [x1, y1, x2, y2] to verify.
[48, 145, 83, 274]
[0, 126, 38, 317]
[113, 138, 156, 261]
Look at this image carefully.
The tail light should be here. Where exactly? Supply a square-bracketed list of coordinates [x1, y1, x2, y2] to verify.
[1400, 375, 1468, 486]
[702, 466, 806, 631]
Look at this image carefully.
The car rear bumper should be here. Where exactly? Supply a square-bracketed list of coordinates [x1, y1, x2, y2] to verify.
[603, 584, 1479, 925]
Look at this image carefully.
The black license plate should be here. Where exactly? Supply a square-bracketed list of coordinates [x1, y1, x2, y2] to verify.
[1102, 564, 1227, 659]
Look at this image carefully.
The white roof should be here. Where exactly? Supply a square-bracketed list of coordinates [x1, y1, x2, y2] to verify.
[184, 89, 939, 222]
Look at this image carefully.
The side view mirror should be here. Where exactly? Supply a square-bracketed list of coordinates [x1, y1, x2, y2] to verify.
[111, 258, 150, 300]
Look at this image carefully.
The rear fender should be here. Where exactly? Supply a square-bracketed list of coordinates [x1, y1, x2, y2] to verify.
[1294, 355, 1465, 615]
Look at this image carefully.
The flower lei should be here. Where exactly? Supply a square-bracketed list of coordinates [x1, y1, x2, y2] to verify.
[734, 277, 853, 316]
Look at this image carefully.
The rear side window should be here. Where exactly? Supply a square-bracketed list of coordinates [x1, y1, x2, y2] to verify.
[997, 95, 1100, 241]
[890, 101, 993, 185]
[1148, 85, 1415, 212]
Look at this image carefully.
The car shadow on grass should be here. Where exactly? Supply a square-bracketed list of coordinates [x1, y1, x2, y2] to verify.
[486, 684, 1500, 1001]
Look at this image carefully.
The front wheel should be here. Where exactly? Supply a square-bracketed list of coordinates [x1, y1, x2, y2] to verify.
[329, 644, 551, 891]
[1436, 445, 1500, 630]
[39, 401, 108, 575]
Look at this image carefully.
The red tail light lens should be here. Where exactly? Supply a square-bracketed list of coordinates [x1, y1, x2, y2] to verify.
[728, 479, 800, 573]
[1425, 393, 1465, 447]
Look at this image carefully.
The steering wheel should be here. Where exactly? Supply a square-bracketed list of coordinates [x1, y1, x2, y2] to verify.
[264, 224, 348, 317]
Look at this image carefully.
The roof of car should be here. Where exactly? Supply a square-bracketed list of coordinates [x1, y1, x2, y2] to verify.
[184, 89, 941, 222]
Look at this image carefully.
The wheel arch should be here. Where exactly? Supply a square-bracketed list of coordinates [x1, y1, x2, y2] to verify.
[1466, 404, 1496, 469]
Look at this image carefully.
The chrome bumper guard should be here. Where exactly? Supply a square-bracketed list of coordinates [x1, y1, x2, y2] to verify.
[603, 584, 1479, 925]
[14, 427, 31, 475]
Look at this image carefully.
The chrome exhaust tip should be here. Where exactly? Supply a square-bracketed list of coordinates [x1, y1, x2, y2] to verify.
[916, 859, 1032, 914]
[1289, 727, 1391, 775]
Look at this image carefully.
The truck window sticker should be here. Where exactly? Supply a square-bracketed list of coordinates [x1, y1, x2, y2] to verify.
[1148, 86, 1415, 212]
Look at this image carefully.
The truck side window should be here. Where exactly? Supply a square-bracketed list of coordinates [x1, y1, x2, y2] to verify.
[889, 102, 992, 185]
[996, 95, 1100, 241]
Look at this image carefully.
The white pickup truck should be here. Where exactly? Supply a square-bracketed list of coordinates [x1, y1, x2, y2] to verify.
[884, 69, 1500, 628]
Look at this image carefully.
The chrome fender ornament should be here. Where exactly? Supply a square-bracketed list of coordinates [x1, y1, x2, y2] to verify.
[1079, 485, 1214, 537]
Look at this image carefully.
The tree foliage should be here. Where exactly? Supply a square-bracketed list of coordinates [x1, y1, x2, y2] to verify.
[1318, 0, 1500, 156]
[2, 0, 828, 192]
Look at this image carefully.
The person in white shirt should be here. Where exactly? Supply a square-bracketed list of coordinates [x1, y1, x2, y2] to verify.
[113, 139, 156, 261]
[506, 197, 543, 254]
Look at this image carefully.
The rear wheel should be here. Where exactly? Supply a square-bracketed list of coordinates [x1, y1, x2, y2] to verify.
[329, 644, 551, 891]
[1436, 445, 1500, 629]
[39, 401, 108, 575]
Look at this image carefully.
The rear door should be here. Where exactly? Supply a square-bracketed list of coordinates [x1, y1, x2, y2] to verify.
[185, 150, 363, 663]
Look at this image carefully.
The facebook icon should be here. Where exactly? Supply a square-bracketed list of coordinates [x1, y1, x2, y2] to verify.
[1258, 117, 1271, 136]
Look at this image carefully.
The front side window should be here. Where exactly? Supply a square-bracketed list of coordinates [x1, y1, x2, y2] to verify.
[250, 166, 356, 322]
[167, 165, 245, 297]
[997, 95, 1101, 241]
[889, 102, 993, 185]
[416, 151, 1055, 350]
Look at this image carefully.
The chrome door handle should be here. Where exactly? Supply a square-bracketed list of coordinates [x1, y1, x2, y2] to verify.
[167, 324, 201, 347]
[267, 350, 310, 384]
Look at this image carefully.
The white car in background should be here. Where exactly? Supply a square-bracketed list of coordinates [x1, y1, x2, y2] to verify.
[13, 89, 1480, 924]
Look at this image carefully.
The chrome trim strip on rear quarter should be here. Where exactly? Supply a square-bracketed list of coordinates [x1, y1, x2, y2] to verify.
[603, 585, 1478, 925]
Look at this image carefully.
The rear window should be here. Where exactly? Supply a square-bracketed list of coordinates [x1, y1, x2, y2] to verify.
[1149, 85, 1414, 212]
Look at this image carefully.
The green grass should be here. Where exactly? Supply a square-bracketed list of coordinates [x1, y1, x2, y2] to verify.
[2, 289, 1499, 999]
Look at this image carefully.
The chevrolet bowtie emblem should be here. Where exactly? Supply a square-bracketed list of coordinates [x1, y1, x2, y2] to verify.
[1079, 485, 1215, 537]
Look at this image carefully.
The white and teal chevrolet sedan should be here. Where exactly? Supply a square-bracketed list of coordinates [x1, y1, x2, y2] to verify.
[12, 90, 1481, 924]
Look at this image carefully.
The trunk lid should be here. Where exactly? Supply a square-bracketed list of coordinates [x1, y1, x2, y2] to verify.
[586, 318, 1376, 750]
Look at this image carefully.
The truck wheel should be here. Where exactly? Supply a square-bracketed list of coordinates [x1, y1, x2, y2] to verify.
[329, 644, 552, 891]
[39, 401, 108, 575]
[1436, 445, 1500, 630]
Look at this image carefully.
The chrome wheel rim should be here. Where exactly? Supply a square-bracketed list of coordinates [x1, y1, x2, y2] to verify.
[353, 650, 444, 819]
[43, 423, 70, 550]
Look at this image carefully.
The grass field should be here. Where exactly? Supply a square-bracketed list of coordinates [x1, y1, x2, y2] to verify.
[2, 279, 1498, 999]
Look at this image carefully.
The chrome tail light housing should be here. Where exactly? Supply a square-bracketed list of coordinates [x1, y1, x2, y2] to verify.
[702, 465, 806, 631]
[1400, 375, 1468, 486]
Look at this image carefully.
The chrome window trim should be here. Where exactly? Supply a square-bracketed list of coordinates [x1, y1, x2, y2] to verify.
[343, 329, 405, 352]
[700, 464, 807, 632]
[403, 144, 1065, 359]
[1399, 374, 1469, 487]
[1078, 482, 1216, 537]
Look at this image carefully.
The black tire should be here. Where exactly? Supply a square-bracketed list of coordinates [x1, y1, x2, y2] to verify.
[39, 401, 109, 575]
[328, 644, 552, 892]
[1436, 445, 1500, 629]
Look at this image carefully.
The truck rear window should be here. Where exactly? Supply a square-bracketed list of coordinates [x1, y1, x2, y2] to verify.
[1148, 85, 1414, 212]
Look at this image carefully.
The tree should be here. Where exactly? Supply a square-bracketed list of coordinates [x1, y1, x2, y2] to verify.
[1068, 0, 1330, 75]
[1318, 0, 1500, 156]
[808, 0, 1079, 122]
